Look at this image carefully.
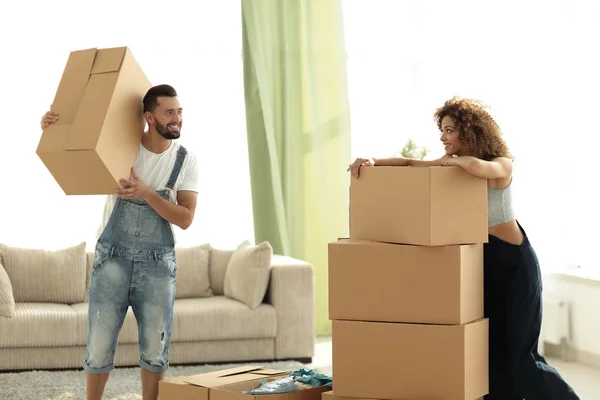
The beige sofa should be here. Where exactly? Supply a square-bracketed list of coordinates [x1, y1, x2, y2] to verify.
[0, 241, 315, 371]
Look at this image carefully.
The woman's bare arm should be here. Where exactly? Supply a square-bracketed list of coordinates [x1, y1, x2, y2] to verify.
[441, 156, 512, 179]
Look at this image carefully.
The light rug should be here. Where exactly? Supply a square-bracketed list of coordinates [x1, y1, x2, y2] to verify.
[0, 360, 316, 400]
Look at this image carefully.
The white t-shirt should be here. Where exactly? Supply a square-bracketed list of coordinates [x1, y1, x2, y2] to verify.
[96, 141, 199, 242]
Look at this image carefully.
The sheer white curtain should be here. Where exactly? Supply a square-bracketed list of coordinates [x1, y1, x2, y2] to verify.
[342, 0, 600, 272]
[0, 1, 254, 251]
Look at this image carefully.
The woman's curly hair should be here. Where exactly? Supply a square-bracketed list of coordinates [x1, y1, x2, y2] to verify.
[433, 96, 513, 161]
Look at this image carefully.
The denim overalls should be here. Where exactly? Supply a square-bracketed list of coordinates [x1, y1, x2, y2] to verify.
[83, 146, 187, 375]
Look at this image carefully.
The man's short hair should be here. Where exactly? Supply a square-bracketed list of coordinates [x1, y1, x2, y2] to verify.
[143, 84, 178, 113]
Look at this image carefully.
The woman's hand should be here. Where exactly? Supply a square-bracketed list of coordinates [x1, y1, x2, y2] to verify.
[347, 157, 375, 178]
[440, 155, 455, 166]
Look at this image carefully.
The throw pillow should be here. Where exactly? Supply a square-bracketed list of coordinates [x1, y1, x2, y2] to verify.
[224, 241, 273, 309]
[175, 244, 212, 299]
[0, 260, 15, 317]
[0, 242, 87, 303]
[209, 241, 250, 295]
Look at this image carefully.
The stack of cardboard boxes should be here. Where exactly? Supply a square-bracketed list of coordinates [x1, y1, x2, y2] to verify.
[326, 166, 490, 400]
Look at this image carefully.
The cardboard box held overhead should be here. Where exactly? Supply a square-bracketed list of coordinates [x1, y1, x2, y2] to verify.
[37, 46, 151, 195]
[328, 238, 484, 325]
[350, 166, 488, 246]
[332, 319, 489, 400]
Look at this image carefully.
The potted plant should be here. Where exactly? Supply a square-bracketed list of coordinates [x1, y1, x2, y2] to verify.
[395, 138, 429, 160]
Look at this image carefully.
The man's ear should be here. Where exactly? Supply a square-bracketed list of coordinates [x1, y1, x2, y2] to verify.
[144, 111, 153, 125]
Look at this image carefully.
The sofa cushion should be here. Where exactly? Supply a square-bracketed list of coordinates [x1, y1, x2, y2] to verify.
[175, 244, 212, 299]
[169, 297, 277, 342]
[224, 241, 273, 309]
[0, 242, 87, 304]
[209, 241, 249, 295]
[0, 261, 15, 317]
[0, 303, 85, 348]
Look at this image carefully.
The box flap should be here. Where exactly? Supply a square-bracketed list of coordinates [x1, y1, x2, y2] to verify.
[64, 70, 119, 151]
[49, 48, 97, 125]
[247, 368, 288, 376]
[215, 366, 264, 377]
[182, 366, 262, 387]
[183, 366, 288, 388]
[91, 47, 126, 74]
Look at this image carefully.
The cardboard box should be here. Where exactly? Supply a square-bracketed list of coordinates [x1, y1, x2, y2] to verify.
[209, 376, 330, 400]
[332, 319, 489, 400]
[322, 390, 483, 400]
[159, 365, 329, 400]
[328, 239, 483, 325]
[350, 166, 488, 246]
[322, 391, 375, 400]
[37, 46, 151, 195]
[159, 366, 287, 400]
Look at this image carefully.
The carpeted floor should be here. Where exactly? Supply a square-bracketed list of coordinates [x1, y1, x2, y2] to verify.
[0, 360, 313, 400]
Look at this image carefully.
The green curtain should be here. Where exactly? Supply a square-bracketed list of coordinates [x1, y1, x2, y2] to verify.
[242, 0, 351, 335]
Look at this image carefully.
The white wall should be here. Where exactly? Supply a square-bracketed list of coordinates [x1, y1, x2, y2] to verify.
[544, 274, 600, 358]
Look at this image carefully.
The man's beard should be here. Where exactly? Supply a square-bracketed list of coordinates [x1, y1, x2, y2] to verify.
[155, 121, 181, 140]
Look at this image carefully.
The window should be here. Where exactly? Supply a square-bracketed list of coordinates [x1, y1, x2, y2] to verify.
[0, 2, 254, 251]
[342, 0, 600, 272]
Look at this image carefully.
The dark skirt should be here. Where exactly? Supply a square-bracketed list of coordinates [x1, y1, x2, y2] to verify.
[484, 221, 580, 400]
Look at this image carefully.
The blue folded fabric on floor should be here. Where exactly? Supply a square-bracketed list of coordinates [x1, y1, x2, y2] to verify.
[242, 368, 333, 395]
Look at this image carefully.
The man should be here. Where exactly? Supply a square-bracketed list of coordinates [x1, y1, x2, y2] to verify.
[40, 84, 199, 400]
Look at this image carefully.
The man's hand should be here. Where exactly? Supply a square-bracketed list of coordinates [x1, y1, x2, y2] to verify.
[40, 111, 59, 129]
[117, 168, 153, 200]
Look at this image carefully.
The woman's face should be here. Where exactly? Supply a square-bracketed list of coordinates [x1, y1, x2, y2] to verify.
[439, 115, 465, 156]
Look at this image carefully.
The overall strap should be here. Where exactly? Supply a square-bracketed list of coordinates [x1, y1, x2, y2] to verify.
[165, 145, 187, 190]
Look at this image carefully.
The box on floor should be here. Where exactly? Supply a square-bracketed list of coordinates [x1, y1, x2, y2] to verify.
[159, 366, 330, 400]
[332, 319, 489, 400]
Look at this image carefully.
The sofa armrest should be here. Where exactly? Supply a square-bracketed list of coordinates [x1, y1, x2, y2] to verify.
[266, 255, 315, 360]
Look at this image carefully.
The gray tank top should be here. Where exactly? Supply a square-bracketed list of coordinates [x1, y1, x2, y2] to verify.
[487, 179, 515, 227]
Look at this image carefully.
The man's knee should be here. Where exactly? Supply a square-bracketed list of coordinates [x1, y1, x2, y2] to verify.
[83, 314, 121, 374]
[83, 340, 117, 374]
[139, 328, 172, 373]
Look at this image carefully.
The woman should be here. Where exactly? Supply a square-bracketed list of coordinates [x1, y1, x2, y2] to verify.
[348, 97, 579, 400]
